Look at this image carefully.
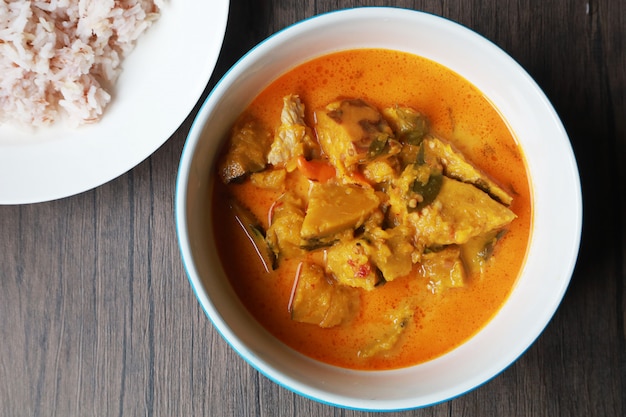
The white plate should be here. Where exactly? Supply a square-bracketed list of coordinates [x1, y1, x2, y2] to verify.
[0, 0, 230, 205]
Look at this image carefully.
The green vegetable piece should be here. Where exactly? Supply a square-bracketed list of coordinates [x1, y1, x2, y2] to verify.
[409, 171, 443, 211]
[382, 106, 430, 146]
[416, 142, 426, 165]
[402, 129, 427, 146]
[230, 198, 277, 272]
[367, 133, 389, 159]
[299, 237, 338, 251]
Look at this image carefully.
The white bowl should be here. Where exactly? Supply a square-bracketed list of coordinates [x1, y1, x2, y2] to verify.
[175, 7, 582, 411]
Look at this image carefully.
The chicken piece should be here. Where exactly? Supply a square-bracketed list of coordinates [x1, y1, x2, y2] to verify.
[460, 229, 507, 275]
[314, 99, 394, 176]
[362, 159, 399, 185]
[423, 136, 513, 205]
[267, 95, 317, 170]
[325, 239, 380, 290]
[357, 299, 414, 358]
[290, 262, 360, 328]
[411, 176, 516, 246]
[300, 181, 381, 241]
[420, 246, 466, 294]
[219, 118, 272, 183]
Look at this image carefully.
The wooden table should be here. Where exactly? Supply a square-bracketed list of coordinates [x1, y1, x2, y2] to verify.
[1, 1, 624, 416]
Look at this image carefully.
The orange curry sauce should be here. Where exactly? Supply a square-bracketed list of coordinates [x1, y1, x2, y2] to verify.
[212, 49, 532, 370]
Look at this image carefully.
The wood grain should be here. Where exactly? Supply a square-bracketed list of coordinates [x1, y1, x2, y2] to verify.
[1, 0, 624, 416]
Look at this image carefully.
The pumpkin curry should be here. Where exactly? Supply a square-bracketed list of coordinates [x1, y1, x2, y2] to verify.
[212, 49, 532, 370]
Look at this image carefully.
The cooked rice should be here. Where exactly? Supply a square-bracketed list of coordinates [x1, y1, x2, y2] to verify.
[0, 0, 162, 127]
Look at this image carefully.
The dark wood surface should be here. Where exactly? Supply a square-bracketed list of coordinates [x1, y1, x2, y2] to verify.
[1, 1, 624, 416]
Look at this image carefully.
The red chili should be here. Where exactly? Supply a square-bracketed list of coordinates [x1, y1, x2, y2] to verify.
[348, 259, 370, 278]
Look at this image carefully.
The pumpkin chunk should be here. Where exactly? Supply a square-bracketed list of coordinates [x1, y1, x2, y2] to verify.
[219, 118, 272, 183]
[266, 193, 306, 261]
[423, 136, 513, 205]
[366, 225, 415, 282]
[421, 246, 466, 293]
[411, 177, 516, 246]
[301, 182, 380, 240]
[267, 94, 318, 170]
[325, 239, 379, 290]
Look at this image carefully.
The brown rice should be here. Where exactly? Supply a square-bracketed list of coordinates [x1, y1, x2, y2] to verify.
[0, 0, 162, 127]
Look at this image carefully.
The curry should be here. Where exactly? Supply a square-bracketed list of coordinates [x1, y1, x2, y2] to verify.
[212, 49, 532, 370]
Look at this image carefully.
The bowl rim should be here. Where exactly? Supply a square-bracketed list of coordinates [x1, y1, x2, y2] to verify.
[175, 6, 582, 411]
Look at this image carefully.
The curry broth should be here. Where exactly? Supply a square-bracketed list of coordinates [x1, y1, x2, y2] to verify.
[212, 49, 532, 370]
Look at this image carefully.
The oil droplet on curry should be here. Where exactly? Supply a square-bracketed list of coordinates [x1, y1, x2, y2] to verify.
[212, 49, 532, 370]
